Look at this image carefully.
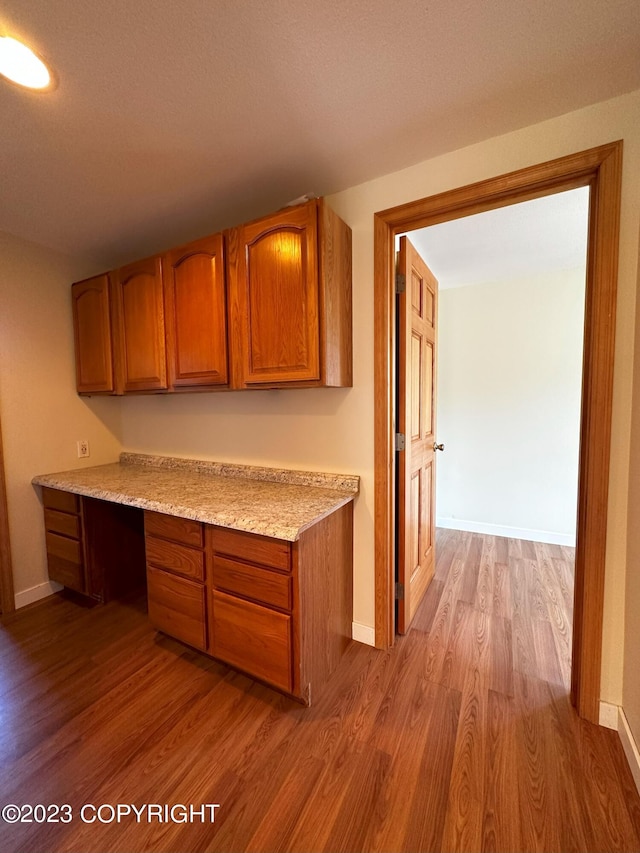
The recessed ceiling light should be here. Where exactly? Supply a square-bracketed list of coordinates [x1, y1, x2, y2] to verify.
[0, 35, 52, 90]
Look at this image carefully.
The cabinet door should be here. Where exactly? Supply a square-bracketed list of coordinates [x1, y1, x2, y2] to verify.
[114, 257, 167, 391]
[164, 234, 228, 388]
[231, 202, 320, 385]
[72, 275, 115, 394]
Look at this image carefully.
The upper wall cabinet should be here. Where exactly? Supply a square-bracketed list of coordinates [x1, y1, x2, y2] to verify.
[113, 256, 168, 393]
[227, 199, 352, 388]
[164, 234, 228, 389]
[72, 198, 352, 395]
[72, 274, 116, 394]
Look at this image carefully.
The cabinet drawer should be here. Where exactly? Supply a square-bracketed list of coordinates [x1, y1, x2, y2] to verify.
[44, 508, 81, 539]
[144, 511, 203, 547]
[48, 554, 85, 593]
[145, 535, 205, 581]
[46, 531, 83, 564]
[42, 488, 79, 514]
[147, 566, 207, 651]
[213, 555, 292, 611]
[212, 591, 292, 692]
[46, 531, 84, 593]
[211, 527, 290, 572]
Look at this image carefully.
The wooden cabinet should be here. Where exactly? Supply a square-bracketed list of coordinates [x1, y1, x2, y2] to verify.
[72, 275, 116, 394]
[213, 555, 292, 610]
[72, 198, 351, 395]
[212, 590, 293, 692]
[147, 567, 208, 651]
[113, 256, 168, 392]
[43, 488, 145, 601]
[164, 234, 228, 389]
[41, 486, 353, 704]
[228, 202, 320, 385]
[227, 198, 352, 388]
[209, 527, 294, 693]
[142, 503, 353, 705]
[144, 511, 208, 651]
[43, 488, 85, 594]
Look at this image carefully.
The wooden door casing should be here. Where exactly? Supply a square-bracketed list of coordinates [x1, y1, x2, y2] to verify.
[396, 237, 438, 633]
[374, 142, 623, 723]
[164, 234, 228, 388]
[0, 409, 15, 614]
[114, 256, 167, 392]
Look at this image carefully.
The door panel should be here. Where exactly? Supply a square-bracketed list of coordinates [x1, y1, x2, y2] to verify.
[72, 275, 115, 393]
[411, 333, 422, 440]
[397, 236, 439, 633]
[425, 342, 434, 434]
[114, 256, 167, 391]
[234, 203, 320, 385]
[164, 234, 228, 387]
[410, 470, 421, 572]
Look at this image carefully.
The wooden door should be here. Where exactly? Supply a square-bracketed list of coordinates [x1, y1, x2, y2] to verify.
[164, 234, 228, 388]
[72, 274, 115, 394]
[231, 201, 320, 386]
[114, 256, 167, 392]
[396, 237, 438, 633]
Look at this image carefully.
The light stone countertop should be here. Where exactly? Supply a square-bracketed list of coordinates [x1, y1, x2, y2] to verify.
[32, 453, 359, 541]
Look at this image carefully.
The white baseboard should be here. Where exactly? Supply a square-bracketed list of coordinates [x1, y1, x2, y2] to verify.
[599, 700, 619, 729]
[352, 621, 375, 646]
[618, 707, 640, 796]
[436, 517, 576, 547]
[15, 580, 63, 609]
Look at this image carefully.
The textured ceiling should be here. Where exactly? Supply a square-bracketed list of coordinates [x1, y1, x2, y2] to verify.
[1, 1, 639, 269]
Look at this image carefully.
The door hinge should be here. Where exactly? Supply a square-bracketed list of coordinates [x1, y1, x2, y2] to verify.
[395, 433, 406, 452]
[395, 582, 405, 600]
[395, 272, 406, 294]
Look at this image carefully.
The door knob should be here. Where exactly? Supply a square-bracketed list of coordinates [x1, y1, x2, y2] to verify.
[434, 442, 445, 452]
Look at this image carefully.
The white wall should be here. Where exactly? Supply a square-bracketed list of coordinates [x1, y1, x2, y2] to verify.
[0, 231, 123, 606]
[435, 268, 585, 545]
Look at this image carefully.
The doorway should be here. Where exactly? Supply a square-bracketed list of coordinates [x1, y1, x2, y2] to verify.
[394, 190, 588, 709]
[374, 142, 623, 723]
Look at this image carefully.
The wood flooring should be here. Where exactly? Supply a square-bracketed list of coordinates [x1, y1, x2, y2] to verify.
[1, 529, 639, 852]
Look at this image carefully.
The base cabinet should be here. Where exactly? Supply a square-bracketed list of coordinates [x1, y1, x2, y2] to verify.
[143, 504, 353, 704]
[42, 488, 145, 602]
[144, 512, 207, 651]
[43, 490, 353, 705]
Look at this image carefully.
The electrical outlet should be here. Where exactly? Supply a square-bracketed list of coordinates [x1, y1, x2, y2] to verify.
[77, 440, 90, 459]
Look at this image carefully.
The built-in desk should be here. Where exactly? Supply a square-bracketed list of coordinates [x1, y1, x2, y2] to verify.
[33, 454, 359, 705]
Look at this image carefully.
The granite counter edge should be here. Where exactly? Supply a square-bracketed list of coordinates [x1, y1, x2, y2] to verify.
[32, 473, 355, 542]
